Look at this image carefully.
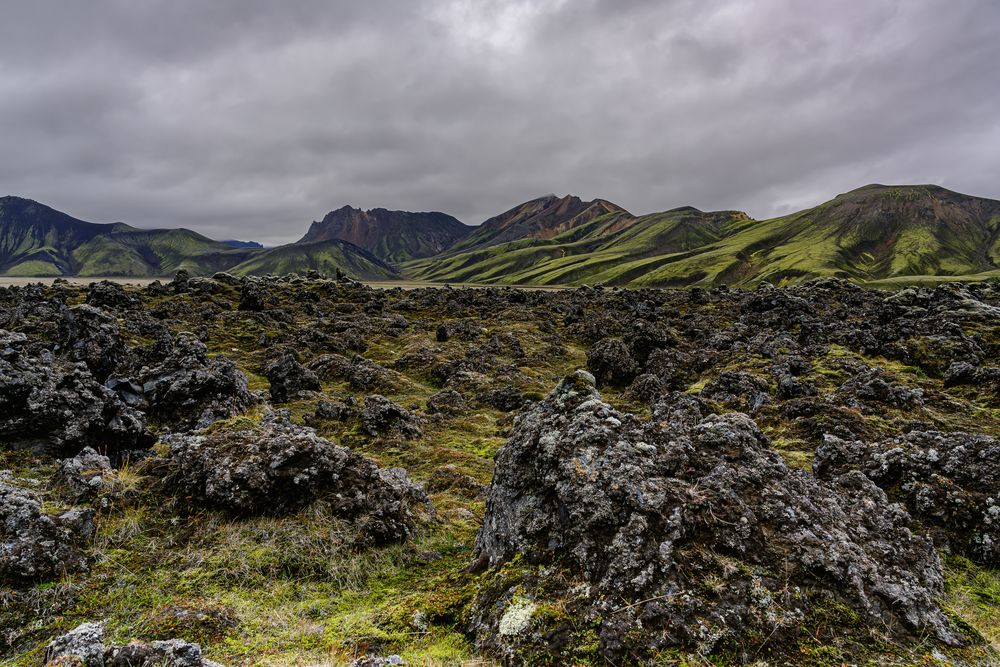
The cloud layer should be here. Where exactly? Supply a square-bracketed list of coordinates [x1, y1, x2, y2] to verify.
[2, 0, 998, 244]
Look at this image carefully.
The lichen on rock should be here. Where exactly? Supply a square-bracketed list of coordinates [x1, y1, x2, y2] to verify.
[162, 411, 432, 545]
[469, 370, 958, 663]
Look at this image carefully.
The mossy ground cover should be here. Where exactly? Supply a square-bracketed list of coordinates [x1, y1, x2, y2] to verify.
[2, 279, 999, 666]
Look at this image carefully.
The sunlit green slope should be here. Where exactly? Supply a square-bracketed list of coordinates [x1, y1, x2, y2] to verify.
[405, 185, 1000, 287]
[229, 239, 400, 280]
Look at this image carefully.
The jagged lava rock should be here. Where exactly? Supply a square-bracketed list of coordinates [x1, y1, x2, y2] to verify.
[360, 395, 422, 438]
[85, 280, 139, 311]
[815, 430, 1000, 565]
[45, 621, 226, 667]
[1, 476, 93, 584]
[138, 333, 258, 430]
[53, 447, 113, 503]
[0, 330, 153, 456]
[585, 337, 637, 387]
[470, 371, 955, 663]
[164, 412, 431, 544]
[264, 351, 321, 403]
[61, 304, 131, 382]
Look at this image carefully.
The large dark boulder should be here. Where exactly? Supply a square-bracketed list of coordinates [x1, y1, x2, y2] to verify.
[469, 371, 955, 663]
[61, 305, 131, 383]
[585, 337, 637, 387]
[86, 281, 139, 311]
[164, 412, 431, 545]
[360, 395, 422, 438]
[264, 352, 321, 403]
[238, 277, 266, 312]
[1, 477, 93, 584]
[138, 333, 258, 430]
[0, 330, 153, 456]
[815, 430, 1000, 565]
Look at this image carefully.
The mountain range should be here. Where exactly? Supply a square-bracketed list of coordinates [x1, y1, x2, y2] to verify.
[3, 184, 1000, 286]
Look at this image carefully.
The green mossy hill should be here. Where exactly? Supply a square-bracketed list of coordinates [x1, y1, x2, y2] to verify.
[72, 229, 258, 277]
[404, 205, 749, 285]
[0, 196, 253, 277]
[443, 193, 632, 254]
[404, 184, 1000, 287]
[0, 196, 396, 280]
[8, 184, 1000, 285]
[0, 195, 123, 275]
[229, 239, 400, 280]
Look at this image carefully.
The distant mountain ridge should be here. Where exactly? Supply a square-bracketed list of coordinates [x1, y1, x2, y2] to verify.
[300, 206, 470, 262]
[222, 239, 264, 249]
[0, 196, 255, 277]
[445, 194, 631, 254]
[0, 196, 399, 280]
[4, 185, 1000, 286]
[405, 185, 1000, 286]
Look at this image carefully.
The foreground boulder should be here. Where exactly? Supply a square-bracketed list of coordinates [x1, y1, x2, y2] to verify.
[0, 330, 153, 456]
[470, 371, 956, 663]
[45, 621, 224, 667]
[1, 476, 93, 584]
[815, 430, 1000, 565]
[163, 412, 431, 545]
[138, 333, 259, 430]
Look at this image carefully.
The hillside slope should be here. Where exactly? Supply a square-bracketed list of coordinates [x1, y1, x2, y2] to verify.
[405, 185, 1000, 287]
[300, 206, 470, 262]
[0, 196, 255, 277]
[445, 194, 631, 254]
[72, 229, 259, 277]
[626, 184, 1000, 287]
[229, 238, 400, 280]
[405, 205, 748, 285]
[0, 196, 122, 275]
[0, 197, 396, 280]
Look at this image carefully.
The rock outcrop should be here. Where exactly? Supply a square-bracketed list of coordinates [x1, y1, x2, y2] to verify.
[470, 371, 955, 663]
[164, 412, 431, 545]
[61, 304, 131, 382]
[1, 476, 93, 584]
[360, 395, 422, 438]
[53, 447, 113, 503]
[45, 621, 225, 667]
[264, 352, 321, 403]
[0, 330, 153, 456]
[815, 430, 1000, 565]
[138, 333, 258, 430]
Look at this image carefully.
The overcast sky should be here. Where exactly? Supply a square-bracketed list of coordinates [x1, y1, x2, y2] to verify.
[2, 0, 998, 245]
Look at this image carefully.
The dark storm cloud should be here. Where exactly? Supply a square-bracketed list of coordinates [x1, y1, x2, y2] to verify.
[1, 0, 998, 244]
